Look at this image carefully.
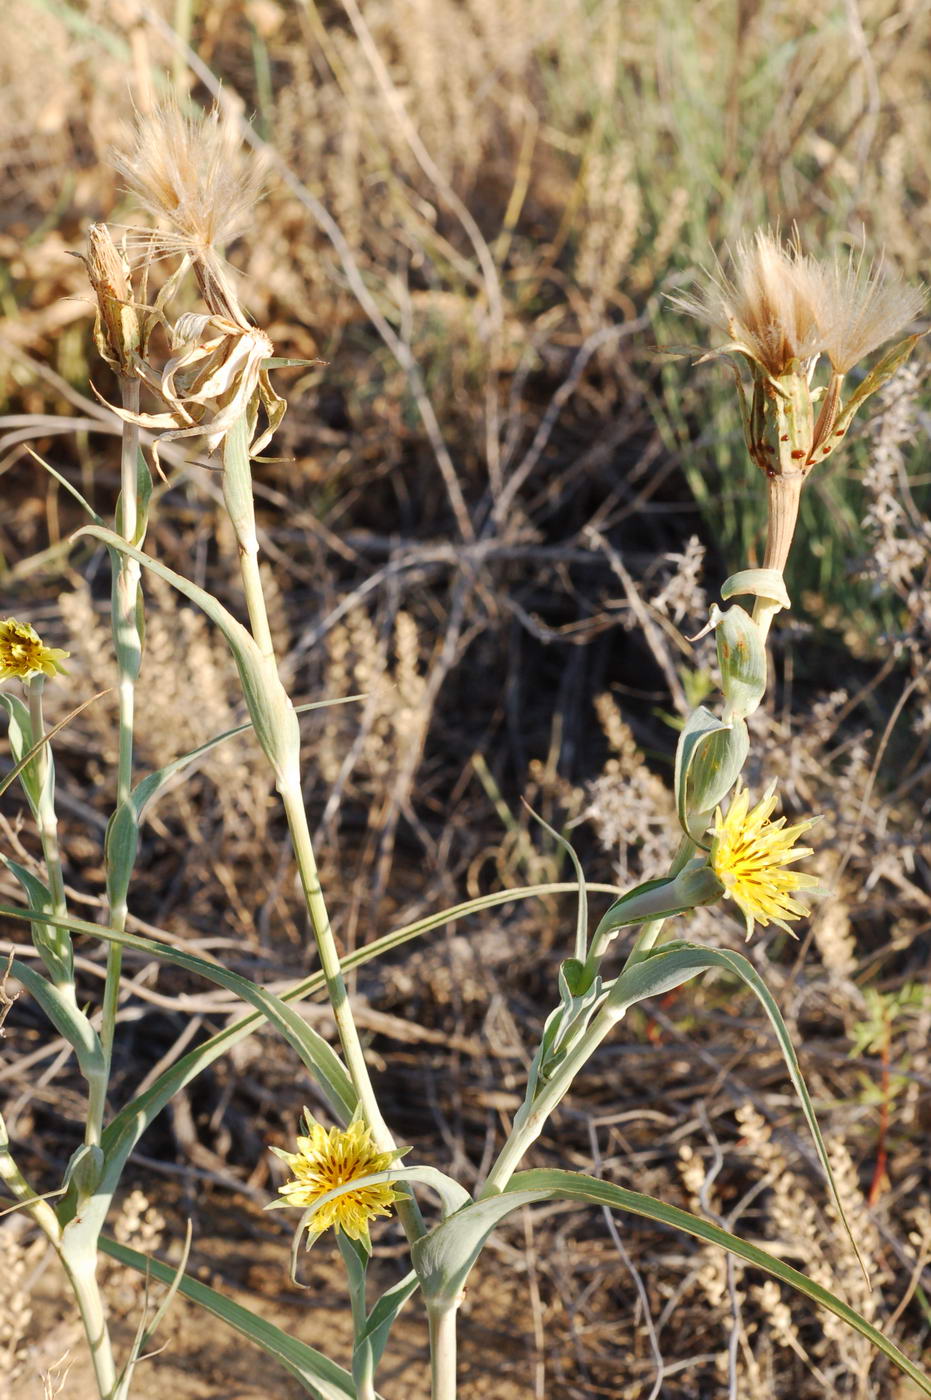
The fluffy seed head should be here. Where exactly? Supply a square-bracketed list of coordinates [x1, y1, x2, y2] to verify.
[112, 100, 264, 256]
[0, 618, 69, 682]
[675, 228, 924, 379]
[269, 1113, 405, 1249]
[673, 229, 826, 378]
[710, 783, 820, 940]
[815, 250, 925, 373]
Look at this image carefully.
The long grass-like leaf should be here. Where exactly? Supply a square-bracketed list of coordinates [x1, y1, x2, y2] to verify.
[410, 1169, 931, 1395]
[99, 1235, 360, 1399]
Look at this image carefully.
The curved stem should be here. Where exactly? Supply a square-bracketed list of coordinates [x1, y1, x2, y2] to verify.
[481, 1002, 619, 1196]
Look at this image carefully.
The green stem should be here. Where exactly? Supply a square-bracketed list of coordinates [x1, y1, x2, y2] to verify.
[223, 414, 425, 1243]
[97, 384, 143, 1141]
[621, 835, 695, 963]
[59, 1238, 117, 1399]
[428, 1301, 460, 1400]
[481, 1001, 620, 1196]
[27, 678, 67, 919]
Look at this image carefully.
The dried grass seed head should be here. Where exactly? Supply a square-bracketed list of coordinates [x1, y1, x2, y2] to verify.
[112, 100, 264, 258]
[815, 248, 925, 373]
[675, 229, 826, 378]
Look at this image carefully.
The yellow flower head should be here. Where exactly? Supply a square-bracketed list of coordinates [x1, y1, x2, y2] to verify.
[710, 784, 820, 940]
[268, 1112, 405, 1249]
[0, 618, 69, 683]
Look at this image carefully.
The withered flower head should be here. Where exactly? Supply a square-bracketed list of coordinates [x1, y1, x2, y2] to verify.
[99, 311, 285, 471]
[673, 229, 826, 379]
[112, 99, 263, 256]
[815, 249, 925, 373]
[83, 223, 141, 375]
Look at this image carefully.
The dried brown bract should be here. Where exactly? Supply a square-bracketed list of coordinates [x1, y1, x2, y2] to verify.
[82, 223, 141, 376]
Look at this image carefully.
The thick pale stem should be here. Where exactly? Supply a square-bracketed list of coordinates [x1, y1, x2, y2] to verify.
[59, 1242, 117, 1399]
[753, 471, 803, 643]
[428, 1302, 460, 1400]
[762, 471, 804, 574]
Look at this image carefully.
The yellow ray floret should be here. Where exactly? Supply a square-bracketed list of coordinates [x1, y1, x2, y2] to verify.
[0, 618, 69, 682]
[710, 784, 821, 940]
[269, 1112, 405, 1248]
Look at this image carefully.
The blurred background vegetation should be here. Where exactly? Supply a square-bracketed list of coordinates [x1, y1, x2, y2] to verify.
[1, 1, 930, 1396]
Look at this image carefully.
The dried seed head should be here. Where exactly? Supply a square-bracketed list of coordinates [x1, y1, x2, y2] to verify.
[83, 223, 141, 374]
[673, 229, 826, 378]
[112, 100, 263, 256]
[815, 249, 925, 373]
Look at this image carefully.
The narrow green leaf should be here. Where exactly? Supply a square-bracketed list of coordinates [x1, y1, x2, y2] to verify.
[413, 1171, 931, 1394]
[75, 527, 300, 784]
[356, 1269, 419, 1370]
[522, 802, 588, 961]
[607, 940, 866, 1278]
[1, 857, 72, 983]
[99, 1236, 360, 1399]
[0, 908, 356, 1143]
[10, 957, 103, 1083]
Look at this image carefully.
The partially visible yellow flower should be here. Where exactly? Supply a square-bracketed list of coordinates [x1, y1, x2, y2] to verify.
[268, 1112, 405, 1249]
[0, 619, 69, 682]
[710, 784, 820, 940]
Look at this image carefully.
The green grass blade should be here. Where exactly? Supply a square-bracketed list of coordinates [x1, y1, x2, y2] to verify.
[0, 906, 356, 1134]
[99, 1236, 359, 1399]
[411, 1170, 931, 1395]
[609, 939, 865, 1278]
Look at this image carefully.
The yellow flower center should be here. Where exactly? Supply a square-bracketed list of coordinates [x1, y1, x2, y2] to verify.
[269, 1115, 404, 1247]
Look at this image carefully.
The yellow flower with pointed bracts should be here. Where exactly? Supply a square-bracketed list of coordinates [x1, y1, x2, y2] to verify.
[0, 618, 69, 682]
[268, 1112, 405, 1249]
[710, 784, 820, 940]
